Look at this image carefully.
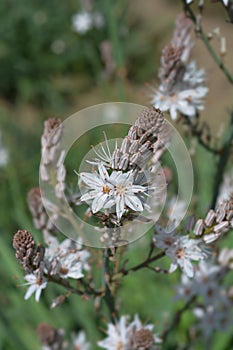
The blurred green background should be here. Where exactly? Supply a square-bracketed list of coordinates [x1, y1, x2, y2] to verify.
[0, 0, 233, 349]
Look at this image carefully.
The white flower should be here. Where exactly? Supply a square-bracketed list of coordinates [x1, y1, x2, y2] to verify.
[98, 315, 131, 350]
[80, 163, 147, 220]
[44, 238, 90, 279]
[193, 303, 232, 339]
[72, 331, 90, 350]
[151, 61, 208, 121]
[72, 11, 93, 34]
[151, 86, 208, 121]
[166, 236, 209, 278]
[154, 225, 177, 250]
[98, 314, 161, 350]
[23, 274, 47, 302]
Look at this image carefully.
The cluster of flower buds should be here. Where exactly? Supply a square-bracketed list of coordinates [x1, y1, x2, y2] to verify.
[193, 195, 233, 243]
[13, 229, 45, 275]
[40, 117, 66, 199]
[110, 107, 165, 171]
[27, 187, 58, 245]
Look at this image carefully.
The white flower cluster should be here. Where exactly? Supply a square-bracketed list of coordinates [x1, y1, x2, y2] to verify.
[98, 314, 161, 350]
[23, 238, 90, 302]
[154, 226, 210, 278]
[175, 259, 233, 339]
[150, 14, 208, 120]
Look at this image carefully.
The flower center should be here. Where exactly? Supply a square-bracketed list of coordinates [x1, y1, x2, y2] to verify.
[60, 267, 68, 275]
[176, 248, 185, 259]
[115, 184, 126, 195]
[102, 185, 111, 194]
[117, 341, 123, 350]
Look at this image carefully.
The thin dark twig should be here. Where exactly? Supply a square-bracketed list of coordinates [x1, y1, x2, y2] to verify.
[182, 117, 220, 155]
[182, 0, 233, 85]
[121, 251, 166, 276]
[162, 296, 196, 342]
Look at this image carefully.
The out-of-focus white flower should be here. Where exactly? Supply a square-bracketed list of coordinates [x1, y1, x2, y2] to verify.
[44, 237, 90, 279]
[80, 163, 147, 220]
[217, 171, 233, 204]
[72, 11, 93, 34]
[166, 236, 209, 278]
[193, 303, 232, 339]
[151, 66, 208, 121]
[71, 10, 104, 34]
[72, 331, 90, 350]
[154, 225, 177, 250]
[98, 315, 131, 349]
[98, 314, 161, 350]
[0, 132, 9, 168]
[23, 274, 47, 302]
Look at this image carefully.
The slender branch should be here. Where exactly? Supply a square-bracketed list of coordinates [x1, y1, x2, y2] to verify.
[182, 117, 220, 155]
[182, 0, 233, 85]
[211, 110, 233, 208]
[48, 275, 103, 297]
[162, 296, 196, 342]
[121, 251, 166, 276]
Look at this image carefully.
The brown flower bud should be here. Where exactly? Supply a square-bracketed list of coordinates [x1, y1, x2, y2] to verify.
[131, 328, 154, 349]
[13, 230, 44, 273]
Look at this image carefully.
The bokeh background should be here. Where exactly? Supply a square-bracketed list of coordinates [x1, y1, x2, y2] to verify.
[0, 0, 233, 349]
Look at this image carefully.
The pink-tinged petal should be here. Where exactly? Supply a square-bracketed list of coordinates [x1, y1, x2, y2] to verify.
[125, 195, 143, 212]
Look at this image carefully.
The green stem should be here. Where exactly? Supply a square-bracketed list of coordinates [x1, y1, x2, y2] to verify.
[182, 0, 233, 85]
[103, 249, 118, 322]
[104, 0, 126, 100]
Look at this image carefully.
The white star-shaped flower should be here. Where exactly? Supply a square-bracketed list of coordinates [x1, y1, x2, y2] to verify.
[80, 163, 147, 220]
[166, 237, 209, 278]
[23, 273, 47, 302]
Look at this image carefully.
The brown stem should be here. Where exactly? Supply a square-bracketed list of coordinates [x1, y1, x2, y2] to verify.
[121, 250, 166, 276]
